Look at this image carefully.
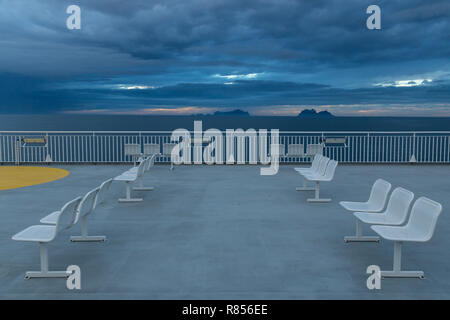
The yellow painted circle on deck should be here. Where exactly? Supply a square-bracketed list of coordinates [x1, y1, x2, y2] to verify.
[0, 166, 70, 191]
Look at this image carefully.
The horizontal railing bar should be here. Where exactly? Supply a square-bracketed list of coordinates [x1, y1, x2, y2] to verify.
[0, 131, 450, 134]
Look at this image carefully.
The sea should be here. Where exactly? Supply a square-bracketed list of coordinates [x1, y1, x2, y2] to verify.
[0, 115, 449, 132]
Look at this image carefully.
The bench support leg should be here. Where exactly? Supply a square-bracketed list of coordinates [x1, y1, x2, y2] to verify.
[307, 181, 331, 203]
[344, 220, 380, 242]
[296, 177, 315, 191]
[381, 241, 424, 279]
[133, 177, 154, 191]
[119, 181, 143, 203]
[25, 243, 69, 279]
[70, 216, 106, 242]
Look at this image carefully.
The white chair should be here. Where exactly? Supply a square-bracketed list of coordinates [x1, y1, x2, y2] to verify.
[345, 187, 414, 243]
[371, 197, 442, 278]
[12, 197, 82, 279]
[127, 155, 149, 174]
[133, 155, 155, 191]
[294, 154, 324, 191]
[295, 154, 322, 174]
[124, 143, 141, 166]
[95, 179, 113, 207]
[296, 156, 330, 193]
[126, 155, 156, 190]
[149, 153, 157, 167]
[143, 143, 160, 157]
[306, 143, 324, 158]
[340, 179, 392, 212]
[40, 187, 98, 225]
[70, 187, 106, 242]
[114, 160, 146, 202]
[287, 144, 305, 158]
[302, 159, 338, 203]
[40, 187, 104, 242]
[163, 143, 177, 170]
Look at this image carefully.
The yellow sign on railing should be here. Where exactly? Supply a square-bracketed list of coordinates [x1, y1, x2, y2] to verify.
[22, 138, 46, 144]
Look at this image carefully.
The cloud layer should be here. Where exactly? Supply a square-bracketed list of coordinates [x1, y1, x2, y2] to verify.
[0, 0, 449, 115]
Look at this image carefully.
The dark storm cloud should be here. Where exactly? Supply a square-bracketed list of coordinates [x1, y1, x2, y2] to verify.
[1, 73, 449, 114]
[0, 0, 449, 114]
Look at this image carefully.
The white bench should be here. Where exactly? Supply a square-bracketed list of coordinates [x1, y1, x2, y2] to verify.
[40, 187, 104, 242]
[132, 155, 156, 191]
[124, 143, 141, 166]
[300, 159, 338, 202]
[371, 197, 442, 278]
[306, 143, 324, 158]
[294, 154, 325, 191]
[114, 160, 146, 203]
[72, 179, 113, 242]
[12, 197, 82, 279]
[143, 143, 160, 157]
[95, 178, 113, 207]
[287, 144, 305, 158]
[344, 187, 414, 242]
[70, 185, 107, 242]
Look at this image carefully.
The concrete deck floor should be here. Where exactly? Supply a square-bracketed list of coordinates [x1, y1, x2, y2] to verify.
[1, 164, 450, 299]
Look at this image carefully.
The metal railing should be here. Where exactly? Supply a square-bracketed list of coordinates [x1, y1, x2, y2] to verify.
[1, 131, 449, 164]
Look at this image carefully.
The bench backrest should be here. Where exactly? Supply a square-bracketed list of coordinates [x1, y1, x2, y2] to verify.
[137, 159, 146, 177]
[384, 187, 414, 225]
[124, 144, 141, 156]
[317, 156, 330, 175]
[143, 143, 160, 156]
[78, 187, 100, 220]
[306, 144, 323, 156]
[95, 179, 113, 208]
[145, 155, 154, 171]
[323, 160, 338, 180]
[287, 144, 304, 156]
[150, 154, 156, 166]
[163, 143, 177, 156]
[311, 154, 323, 171]
[406, 197, 442, 242]
[56, 197, 83, 234]
[367, 179, 392, 212]
[272, 144, 285, 157]
[149, 154, 157, 169]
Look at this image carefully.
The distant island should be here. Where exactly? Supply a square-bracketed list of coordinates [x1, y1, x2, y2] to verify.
[213, 109, 250, 116]
[297, 109, 334, 118]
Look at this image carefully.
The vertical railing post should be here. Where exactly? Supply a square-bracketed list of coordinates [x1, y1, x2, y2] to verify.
[15, 137, 21, 165]
[409, 132, 417, 163]
[93, 132, 96, 164]
[367, 132, 370, 163]
[139, 131, 142, 158]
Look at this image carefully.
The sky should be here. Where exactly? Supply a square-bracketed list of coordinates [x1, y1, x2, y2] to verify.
[0, 0, 449, 116]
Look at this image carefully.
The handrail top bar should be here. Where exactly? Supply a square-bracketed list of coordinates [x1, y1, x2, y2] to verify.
[0, 131, 450, 134]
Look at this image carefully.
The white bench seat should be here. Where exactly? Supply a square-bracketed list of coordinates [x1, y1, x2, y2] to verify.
[353, 212, 391, 224]
[341, 202, 379, 212]
[340, 179, 392, 212]
[41, 187, 104, 242]
[13, 225, 56, 243]
[295, 155, 327, 191]
[370, 226, 413, 242]
[114, 159, 146, 202]
[301, 159, 338, 203]
[371, 197, 442, 279]
[344, 187, 414, 243]
[12, 197, 82, 279]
